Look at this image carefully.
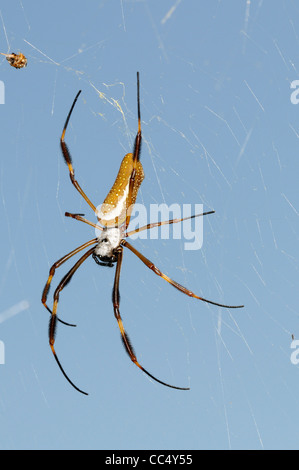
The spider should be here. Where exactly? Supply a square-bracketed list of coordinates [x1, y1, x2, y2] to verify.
[42, 72, 244, 395]
[0, 52, 27, 69]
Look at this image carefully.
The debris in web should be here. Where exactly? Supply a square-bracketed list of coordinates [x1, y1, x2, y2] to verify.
[0, 51, 27, 69]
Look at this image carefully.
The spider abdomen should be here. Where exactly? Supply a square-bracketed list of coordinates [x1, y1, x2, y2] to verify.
[97, 153, 144, 228]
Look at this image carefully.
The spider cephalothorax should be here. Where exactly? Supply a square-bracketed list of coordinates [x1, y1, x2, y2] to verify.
[92, 228, 122, 267]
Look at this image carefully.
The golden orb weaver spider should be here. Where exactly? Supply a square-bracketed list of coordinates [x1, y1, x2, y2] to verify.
[42, 72, 244, 395]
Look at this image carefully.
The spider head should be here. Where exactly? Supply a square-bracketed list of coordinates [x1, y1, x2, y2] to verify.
[93, 227, 122, 267]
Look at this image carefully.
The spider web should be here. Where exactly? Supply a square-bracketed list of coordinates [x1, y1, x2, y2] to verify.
[0, 0, 298, 451]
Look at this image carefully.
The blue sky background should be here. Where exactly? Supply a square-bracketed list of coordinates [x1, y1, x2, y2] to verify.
[0, 0, 299, 450]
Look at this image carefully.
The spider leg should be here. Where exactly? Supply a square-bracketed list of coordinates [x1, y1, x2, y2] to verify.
[125, 210, 215, 237]
[49, 246, 95, 396]
[122, 240, 244, 309]
[60, 90, 98, 215]
[65, 212, 102, 231]
[125, 72, 142, 230]
[112, 246, 189, 390]
[42, 238, 97, 326]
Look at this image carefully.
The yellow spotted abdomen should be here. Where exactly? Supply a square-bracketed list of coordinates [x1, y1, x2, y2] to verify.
[97, 153, 144, 227]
